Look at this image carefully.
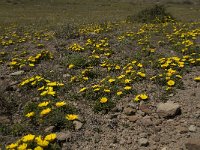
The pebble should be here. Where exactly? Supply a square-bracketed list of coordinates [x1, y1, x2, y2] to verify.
[138, 138, 149, 147]
[188, 125, 196, 132]
[157, 101, 181, 118]
[10, 70, 24, 76]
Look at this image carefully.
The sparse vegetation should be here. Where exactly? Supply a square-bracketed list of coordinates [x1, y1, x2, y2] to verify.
[0, 0, 200, 149]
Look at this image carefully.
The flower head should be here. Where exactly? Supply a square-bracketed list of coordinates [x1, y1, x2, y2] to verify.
[66, 114, 78, 121]
[100, 97, 108, 103]
[55, 101, 66, 107]
[167, 80, 175, 86]
[44, 133, 57, 141]
[40, 108, 51, 116]
[22, 134, 35, 142]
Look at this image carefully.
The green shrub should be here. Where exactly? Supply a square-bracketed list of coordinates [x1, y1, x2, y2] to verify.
[127, 5, 175, 23]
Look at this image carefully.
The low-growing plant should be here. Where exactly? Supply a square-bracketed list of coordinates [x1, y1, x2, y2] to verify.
[127, 5, 175, 23]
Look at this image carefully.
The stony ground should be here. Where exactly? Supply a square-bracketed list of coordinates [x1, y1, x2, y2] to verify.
[0, 18, 200, 150]
[57, 67, 200, 150]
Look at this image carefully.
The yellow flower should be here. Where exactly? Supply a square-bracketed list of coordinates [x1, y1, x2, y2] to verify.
[6, 143, 18, 149]
[40, 91, 48, 96]
[38, 101, 49, 107]
[79, 87, 87, 92]
[124, 86, 132, 90]
[66, 114, 78, 121]
[108, 78, 115, 83]
[134, 95, 140, 102]
[40, 108, 51, 116]
[194, 76, 200, 81]
[115, 65, 121, 70]
[167, 80, 175, 86]
[137, 63, 143, 67]
[140, 94, 148, 100]
[44, 133, 57, 141]
[125, 79, 132, 84]
[25, 112, 35, 118]
[37, 140, 49, 147]
[137, 72, 146, 77]
[38, 86, 45, 91]
[22, 134, 35, 142]
[117, 91, 123, 96]
[104, 89, 111, 93]
[47, 82, 57, 86]
[47, 87, 56, 96]
[55, 101, 66, 107]
[117, 75, 125, 79]
[34, 146, 43, 150]
[100, 97, 108, 103]
[134, 94, 148, 102]
[68, 64, 74, 69]
[17, 143, 27, 150]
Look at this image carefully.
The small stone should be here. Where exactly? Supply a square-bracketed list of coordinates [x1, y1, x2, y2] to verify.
[188, 125, 196, 132]
[138, 138, 149, 147]
[185, 139, 200, 150]
[123, 107, 136, 116]
[56, 131, 71, 141]
[10, 70, 24, 76]
[139, 132, 148, 138]
[119, 138, 126, 145]
[127, 115, 140, 122]
[44, 126, 55, 132]
[157, 101, 181, 118]
[161, 147, 168, 150]
[127, 102, 137, 109]
[177, 126, 188, 134]
[153, 136, 160, 142]
[139, 104, 153, 114]
[73, 121, 83, 130]
[0, 116, 10, 124]
[140, 116, 153, 127]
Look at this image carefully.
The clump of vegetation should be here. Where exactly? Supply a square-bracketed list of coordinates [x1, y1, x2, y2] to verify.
[127, 5, 175, 23]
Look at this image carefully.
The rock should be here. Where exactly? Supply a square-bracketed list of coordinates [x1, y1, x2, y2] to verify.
[140, 116, 153, 127]
[112, 106, 123, 112]
[139, 104, 153, 114]
[157, 101, 181, 118]
[123, 107, 136, 116]
[177, 126, 188, 134]
[137, 110, 145, 116]
[185, 139, 200, 150]
[127, 115, 140, 122]
[10, 70, 24, 76]
[188, 125, 196, 132]
[138, 138, 149, 147]
[139, 132, 148, 138]
[56, 131, 71, 141]
[119, 138, 126, 145]
[161, 147, 168, 150]
[152, 135, 160, 142]
[127, 102, 138, 109]
[0, 116, 10, 124]
[73, 121, 83, 130]
[44, 126, 55, 132]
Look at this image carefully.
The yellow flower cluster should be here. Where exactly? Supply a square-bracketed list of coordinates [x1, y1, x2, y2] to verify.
[6, 133, 57, 150]
[68, 43, 84, 52]
[19, 75, 64, 97]
[9, 50, 53, 69]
